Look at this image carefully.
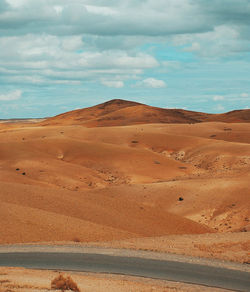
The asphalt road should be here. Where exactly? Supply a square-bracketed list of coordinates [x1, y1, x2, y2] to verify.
[0, 252, 249, 291]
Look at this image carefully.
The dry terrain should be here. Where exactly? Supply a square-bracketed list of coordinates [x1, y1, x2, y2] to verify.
[0, 100, 249, 284]
[0, 267, 228, 292]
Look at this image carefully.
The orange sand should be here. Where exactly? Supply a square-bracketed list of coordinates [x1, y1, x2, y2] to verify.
[0, 267, 228, 292]
[0, 99, 249, 262]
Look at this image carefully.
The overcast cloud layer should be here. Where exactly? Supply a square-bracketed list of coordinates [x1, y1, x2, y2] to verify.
[0, 0, 250, 118]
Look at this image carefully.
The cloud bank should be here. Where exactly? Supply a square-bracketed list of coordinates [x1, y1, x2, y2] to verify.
[0, 0, 250, 117]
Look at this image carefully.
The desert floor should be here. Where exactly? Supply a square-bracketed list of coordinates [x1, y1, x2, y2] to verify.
[0, 104, 250, 290]
[0, 267, 229, 292]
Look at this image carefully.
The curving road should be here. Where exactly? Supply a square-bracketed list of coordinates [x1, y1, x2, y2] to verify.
[0, 251, 249, 291]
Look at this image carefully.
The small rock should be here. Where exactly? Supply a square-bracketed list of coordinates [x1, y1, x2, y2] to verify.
[178, 197, 184, 201]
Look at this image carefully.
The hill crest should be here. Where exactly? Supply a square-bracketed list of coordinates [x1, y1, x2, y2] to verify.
[41, 99, 250, 127]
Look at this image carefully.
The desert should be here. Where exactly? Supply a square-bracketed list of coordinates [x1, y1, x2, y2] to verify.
[1, 0, 250, 290]
[0, 99, 250, 291]
[0, 266, 232, 292]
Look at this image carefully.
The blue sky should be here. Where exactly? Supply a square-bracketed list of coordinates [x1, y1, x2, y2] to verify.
[0, 0, 250, 118]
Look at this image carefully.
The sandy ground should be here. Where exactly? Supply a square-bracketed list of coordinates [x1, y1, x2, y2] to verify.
[0, 100, 250, 290]
[0, 267, 229, 292]
[1, 122, 249, 240]
[87, 232, 250, 264]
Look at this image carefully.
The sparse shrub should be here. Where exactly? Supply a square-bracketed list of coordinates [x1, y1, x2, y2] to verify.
[178, 197, 184, 201]
[51, 274, 80, 292]
[73, 237, 81, 242]
[22, 172, 26, 175]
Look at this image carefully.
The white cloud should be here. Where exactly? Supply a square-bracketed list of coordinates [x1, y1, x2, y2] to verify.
[136, 78, 166, 88]
[214, 104, 225, 112]
[1, 0, 211, 37]
[85, 5, 117, 16]
[184, 42, 201, 52]
[54, 5, 63, 14]
[0, 0, 250, 119]
[5, 0, 27, 8]
[101, 80, 124, 88]
[0, 89, 22, 101]
[177, 25, 242, 58]
[1, 0, 250, 56]
[213, 95, 224, 101]
[0, 35, 158, 86]
[61, 36, 83, 51]
[0, 0, 249, 91]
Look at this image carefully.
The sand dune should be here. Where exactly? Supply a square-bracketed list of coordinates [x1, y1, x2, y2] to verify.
[0, 100, 249, 261]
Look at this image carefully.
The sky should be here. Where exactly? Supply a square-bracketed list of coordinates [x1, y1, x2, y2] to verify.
[0, 0, 250, 118]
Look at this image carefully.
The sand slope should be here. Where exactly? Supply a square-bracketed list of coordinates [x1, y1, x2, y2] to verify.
[0, 100, 249, 250]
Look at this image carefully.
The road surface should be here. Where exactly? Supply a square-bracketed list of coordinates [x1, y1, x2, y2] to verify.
[0, 251, 249, 291]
